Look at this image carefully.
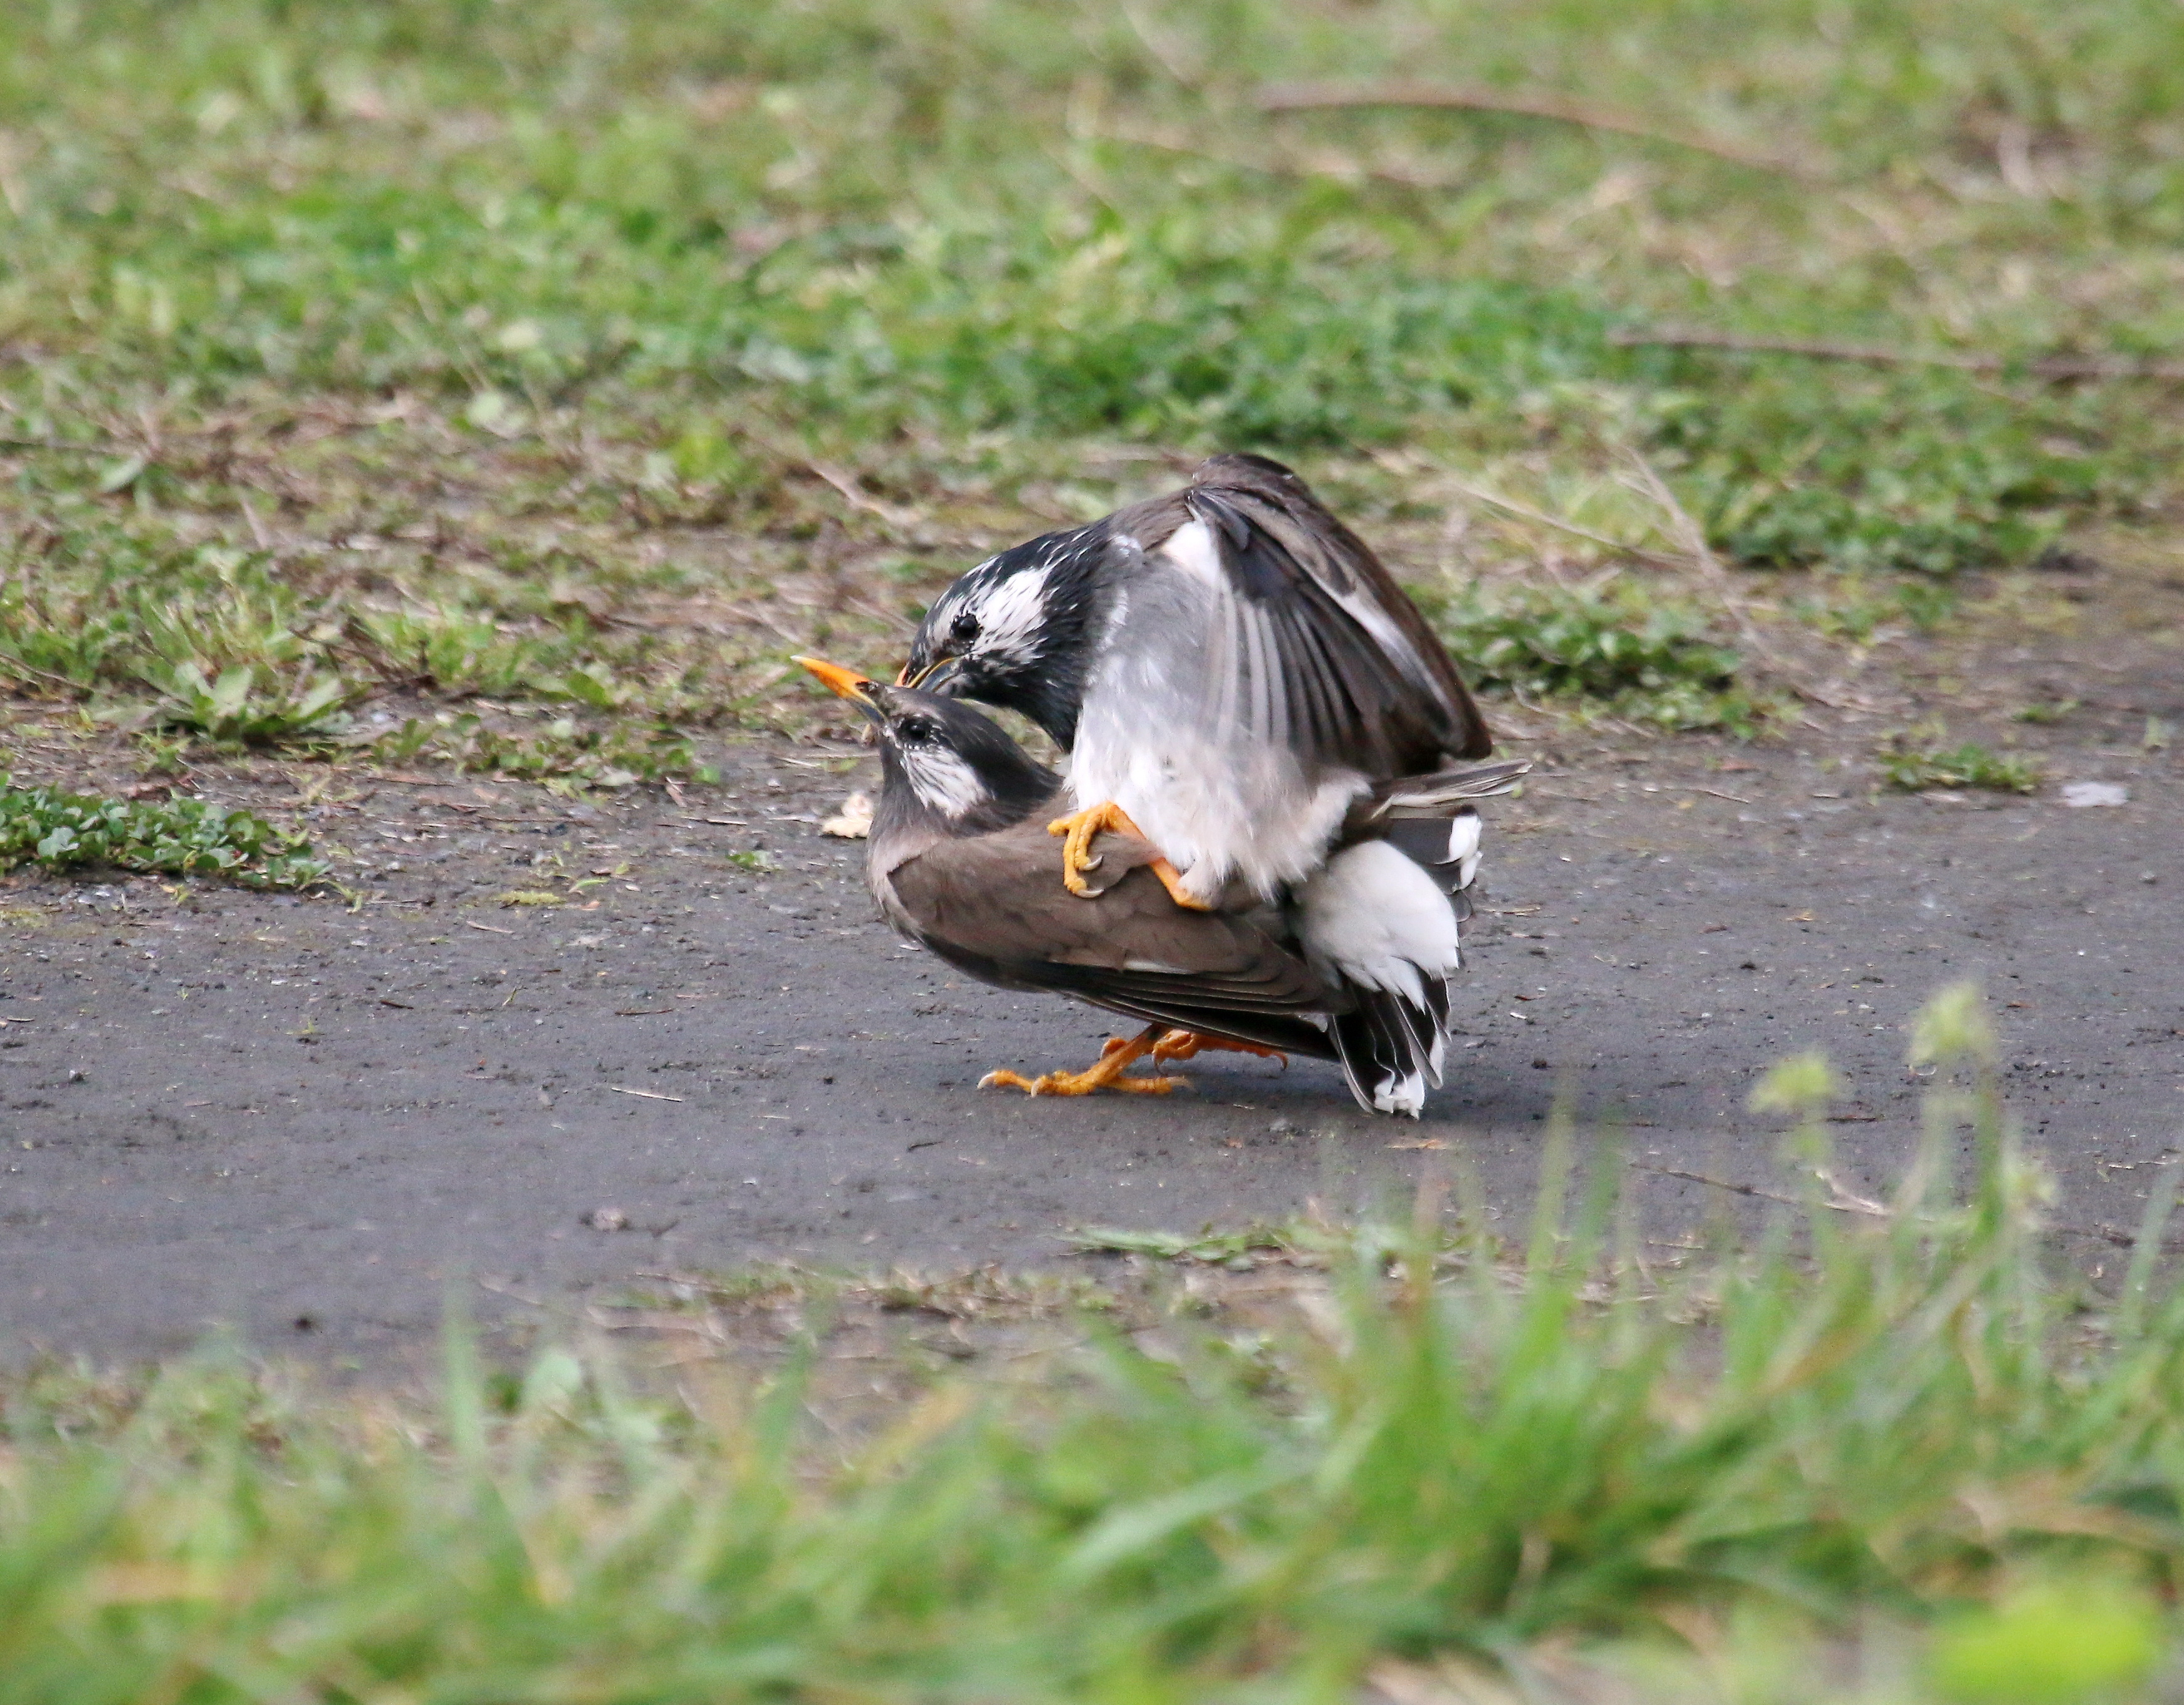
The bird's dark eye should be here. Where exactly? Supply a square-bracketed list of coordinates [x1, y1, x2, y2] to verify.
[897, 716, 936, 743]
[949, 611, 981, 644]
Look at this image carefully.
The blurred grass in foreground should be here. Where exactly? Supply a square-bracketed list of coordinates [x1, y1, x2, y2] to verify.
[8, 986, 2184, 1702]
[1, 1, 2181, 758]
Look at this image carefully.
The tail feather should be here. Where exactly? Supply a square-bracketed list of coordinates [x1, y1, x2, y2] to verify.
[1421, 972, 1451, 1085]
[1332, 991, 1432, 1117]
[1312, 795, 1497, 1115]
[1328, 962, 1454, 1115]
[1354, 758, 1530, 822]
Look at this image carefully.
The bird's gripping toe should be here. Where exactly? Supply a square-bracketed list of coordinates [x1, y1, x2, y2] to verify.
[1045, 800, 1212, 909]
[979, 1024, 1185, 1098]
[1146, 1031, 1288, 1069]
[978, 1027, 1288, 1099]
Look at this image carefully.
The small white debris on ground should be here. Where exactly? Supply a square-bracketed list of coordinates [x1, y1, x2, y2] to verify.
[821, 791, 874, 838]
[2060, 781, 2129, 808]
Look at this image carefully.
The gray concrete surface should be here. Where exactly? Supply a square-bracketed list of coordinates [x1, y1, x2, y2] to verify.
[3, 730, 2178, 1370]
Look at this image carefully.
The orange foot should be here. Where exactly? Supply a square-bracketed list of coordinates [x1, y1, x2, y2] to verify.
[981, 1024, 1186, 1098]
[1045, 800, 1212, 910]
[1148, 1031, 1290, 1070]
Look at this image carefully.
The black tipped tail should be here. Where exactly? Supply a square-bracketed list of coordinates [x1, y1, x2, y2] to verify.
[1329, 975, 1450, 1118]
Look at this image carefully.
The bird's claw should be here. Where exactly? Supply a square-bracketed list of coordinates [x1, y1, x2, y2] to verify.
[1045, 801, 1214, 910]
[978, 1029, 1282, 1097]
[978, 1066, 1183, 1097]
[979, 1025, 1186, 1097]
[1149, 1031, 1289, 1069]
[1047, 801, 1133, 899]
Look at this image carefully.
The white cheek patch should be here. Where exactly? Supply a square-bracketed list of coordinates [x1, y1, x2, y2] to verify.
[970, 568, 1054, 669]
[899, 744, 988, 820]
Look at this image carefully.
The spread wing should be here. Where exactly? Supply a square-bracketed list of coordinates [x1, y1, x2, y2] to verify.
[885, 816, 1341, 1060]
[1127, 454, 1492, 775]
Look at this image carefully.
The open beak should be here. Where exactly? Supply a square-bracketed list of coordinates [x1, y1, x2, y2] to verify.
[896, 654, 961, 692]
[793, 655, 882, 723]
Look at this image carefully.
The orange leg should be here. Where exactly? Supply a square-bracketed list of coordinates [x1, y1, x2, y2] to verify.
[1097, 1029, 1287, 1067]
[1045, 801, 1213, 910]
[980, 1024, 1187, 1098]
[1149, 1031, 1290, 1069]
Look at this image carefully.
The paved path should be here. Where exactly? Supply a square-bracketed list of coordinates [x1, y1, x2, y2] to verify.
[3, 735, 2178, 1368]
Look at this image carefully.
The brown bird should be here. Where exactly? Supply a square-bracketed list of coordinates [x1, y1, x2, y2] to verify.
[795, 656, 1525, 1104]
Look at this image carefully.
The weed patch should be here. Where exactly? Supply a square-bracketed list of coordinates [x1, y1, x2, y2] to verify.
[1647, 365, 2131, 577]
[1067, 1223, 1304, 1269]
[1420, 578, 1763, 732]
[1791, 575, 1961, 644]
[1877, 738, 2044, 794]
[0, 777, 328, 887]
[368, 713, 717, 792]
[137, 661, 357, 745]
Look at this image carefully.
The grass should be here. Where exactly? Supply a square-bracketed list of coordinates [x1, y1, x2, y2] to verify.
[1877, 736, 2046, 794]
[367, 711, 720, 792]
[6, 987, 2184, 1701]
[0, 774, 328, 886]
[1421, 577, 1765, 732]
[3, 0, 2183, 761]
[3, 15, 2176, 1690]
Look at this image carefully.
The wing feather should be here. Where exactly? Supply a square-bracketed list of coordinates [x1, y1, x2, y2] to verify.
[884, 816, 1340, 1059]
[1151, 458, 1492, 775]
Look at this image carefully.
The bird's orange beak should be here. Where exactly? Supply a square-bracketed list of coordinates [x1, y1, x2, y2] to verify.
[793, 655, 877, 707]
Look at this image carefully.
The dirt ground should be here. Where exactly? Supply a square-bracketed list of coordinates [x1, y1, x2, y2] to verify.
[3, 544, 2181, 1372]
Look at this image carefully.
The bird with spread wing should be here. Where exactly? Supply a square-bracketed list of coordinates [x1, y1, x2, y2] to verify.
[795, 658, 1523, 1110]
[880, 455, 1513, 1115]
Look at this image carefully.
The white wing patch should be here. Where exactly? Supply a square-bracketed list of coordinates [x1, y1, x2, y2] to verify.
[1157, 518, 1225, 589]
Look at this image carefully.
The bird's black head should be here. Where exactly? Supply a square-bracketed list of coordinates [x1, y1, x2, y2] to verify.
[795, 656, 1058, 835]
[900, 523, 1107, 748]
